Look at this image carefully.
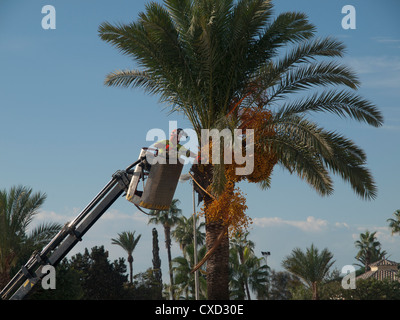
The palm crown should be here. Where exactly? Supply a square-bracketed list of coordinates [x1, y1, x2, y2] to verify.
[99, 0, 382, 299]
[99, 0, 382, 200]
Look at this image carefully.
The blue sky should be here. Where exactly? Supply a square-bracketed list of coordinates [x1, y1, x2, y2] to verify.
[1, 0, 399, 284]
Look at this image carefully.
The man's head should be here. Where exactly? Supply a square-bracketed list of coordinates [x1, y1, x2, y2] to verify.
[170, 128, 187, 144]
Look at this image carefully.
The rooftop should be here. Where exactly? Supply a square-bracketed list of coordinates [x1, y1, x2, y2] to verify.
[357, 259, 399, 282]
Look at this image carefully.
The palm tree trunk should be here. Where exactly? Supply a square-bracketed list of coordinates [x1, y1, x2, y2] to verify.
[191, 163, 230, 299]
[128, 255, 133, 284]
[152, 228, 163, 299]
[245, 281, 252, 300]
[238, 249, 251, 300]
[164, 225, 175, 300]
[311, 282, 319, 300]
[205, 219, 230, 300]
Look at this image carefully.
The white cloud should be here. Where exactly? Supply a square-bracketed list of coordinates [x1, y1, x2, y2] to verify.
[372, 37, 400, 47]
[334, 221, 350, 229]
[253, 215, 328, 232]
[34, 210, 75, 224]
[381, 124, 400, 131]
[347, 56, 400, 73]
[344, 55, 400, 89]
[102, 208, 148, 224]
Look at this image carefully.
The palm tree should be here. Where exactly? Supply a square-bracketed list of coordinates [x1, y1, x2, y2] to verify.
[172, 215, 205, 255]
[111, 231, 141, 284]
[229, 245, 269, 300]
[172, 244, 207, 300]
[148, 198, 182, 299]
[387, 209, 400, 236]
[229, 232, 268, 300]
[354, 230, 386, 271]
[151, 227, 163, 298]
[282, 244, 335, 300]
[0, 185, 61, 289]
[99, 0, 382, 299]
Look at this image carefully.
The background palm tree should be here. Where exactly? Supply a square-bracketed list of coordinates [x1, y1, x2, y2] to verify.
[282, 244, 335, 300]
[99, 0, 382, 299]
[172, 215, 205, 255]
[354, 230, 387, 271]
[0, 185, 61, 289]
[148, 198, 182, 299]
[387, 209, 400, 236]
[229, 232, 268, 300]
[111, 231, 141, 284]
[172, 243, 207, 300]
[151, 227, 163, 298]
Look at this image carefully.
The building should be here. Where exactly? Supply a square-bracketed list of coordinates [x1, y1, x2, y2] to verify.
[357, 258, 399, 282]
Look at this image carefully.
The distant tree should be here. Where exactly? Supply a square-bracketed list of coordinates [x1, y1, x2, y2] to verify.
[70, 246, 127, 300]
[354, 230, 386, 271]
[0, 185, 61, 289]
[172, 244, 207, 300]
[151, 228, 163, 299]
[229, 247, 269, 299]
[111, 231, 141, 284]
[126, 269, 167, 300]
[172, 215, 205, 255]
[282, 244, 335, 300]
[229, 233, 269, 300]
[268, 270, 302, 300]
[387, 209, 400, 236]
[340, 278, 400, 300]
[148, 199, 182, 299]
[29, 258, 84, 300]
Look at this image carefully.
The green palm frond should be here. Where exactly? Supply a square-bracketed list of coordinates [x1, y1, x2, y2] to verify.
[267, 61, 360, 101]
[0, 186, 47, 237]
[387, 209, 400, 235]
[275, 90, 383, 127]
[105, 69, 156, 90]
[27, 222, 62, 248]
[266, 36, 347, 76]
[111, 230, 141, 254]
[282, 244, 335, 286]
[320, 131, 377, 200]
[99, 0, 383, 201]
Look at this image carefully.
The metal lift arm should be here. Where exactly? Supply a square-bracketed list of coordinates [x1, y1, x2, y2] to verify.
[0, 158, 144, 300]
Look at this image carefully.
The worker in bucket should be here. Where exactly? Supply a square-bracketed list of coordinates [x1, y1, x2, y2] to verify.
[153, 128, 197, 163]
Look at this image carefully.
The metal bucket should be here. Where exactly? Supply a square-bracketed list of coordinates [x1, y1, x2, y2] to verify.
[126, 149, 183, 210]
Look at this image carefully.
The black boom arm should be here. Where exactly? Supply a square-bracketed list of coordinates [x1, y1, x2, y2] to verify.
[0, 159, 143, 300]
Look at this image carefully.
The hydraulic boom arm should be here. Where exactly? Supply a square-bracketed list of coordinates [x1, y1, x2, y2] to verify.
[0, 158, 144, 300]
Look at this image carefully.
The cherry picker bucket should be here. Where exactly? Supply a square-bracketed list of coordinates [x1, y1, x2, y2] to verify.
[126, 148, 183, 210]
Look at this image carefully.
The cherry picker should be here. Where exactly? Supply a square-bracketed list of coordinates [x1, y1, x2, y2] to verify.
[0, 148, 183, 300]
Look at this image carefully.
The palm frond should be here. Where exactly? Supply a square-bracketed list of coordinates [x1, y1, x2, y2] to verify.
[274, 36, 346, 71]
[268, 61, 360, 101]
[275, 90, 383, 127]
[320, 131, 377, 200]
[99, 0, 382, 203]
[105, 69, 159, 93]
[27, 222, 62, 248]
[271, 132, 334, 196]
[111, 231, 142, 254]
[251, 10, 316, 64]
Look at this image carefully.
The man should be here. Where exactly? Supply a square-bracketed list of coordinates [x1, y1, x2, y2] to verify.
[154, 128, 197, 161]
